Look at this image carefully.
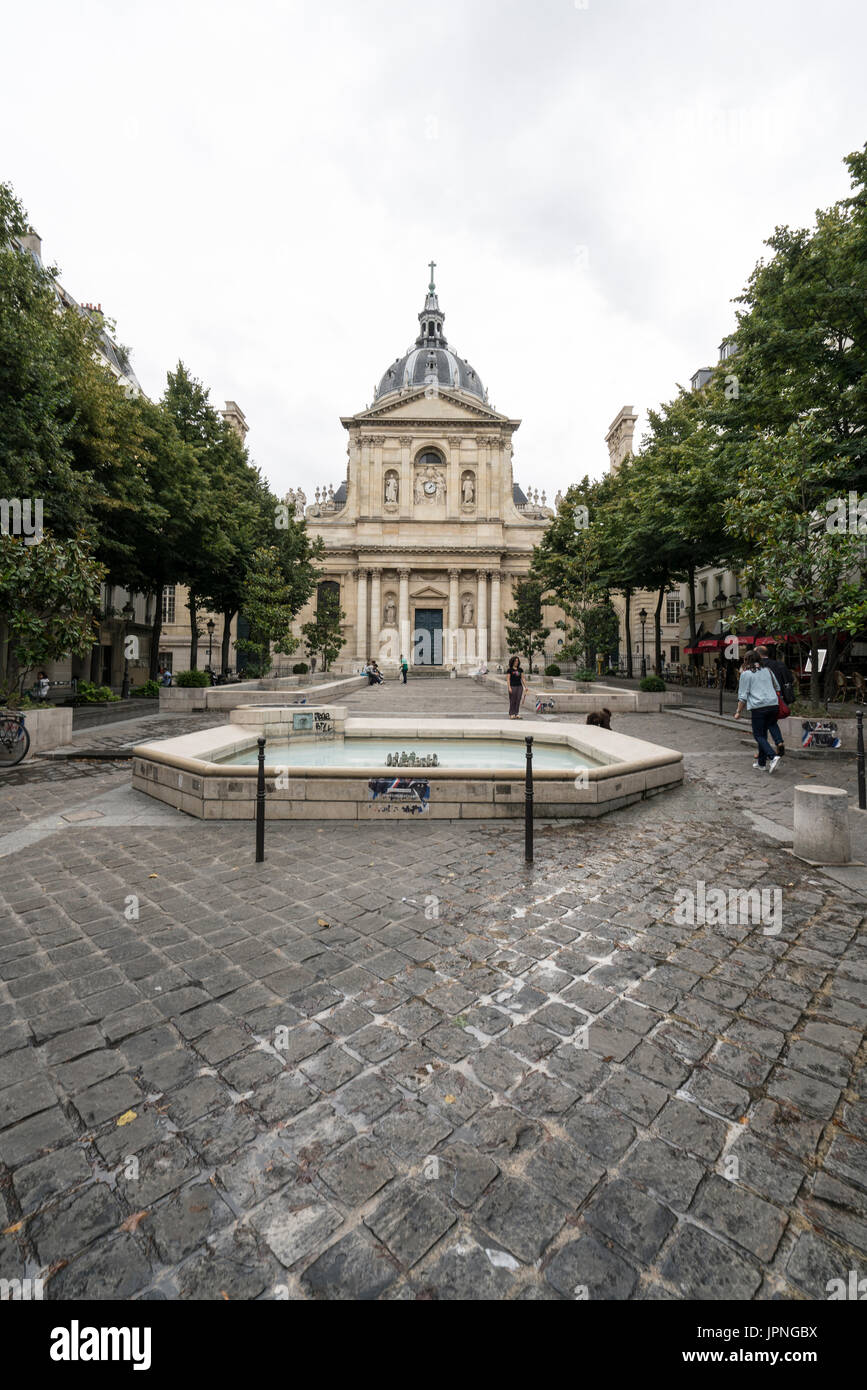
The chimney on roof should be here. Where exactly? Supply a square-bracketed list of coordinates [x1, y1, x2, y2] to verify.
[605, 406, 638, 473]
[221, 400, 248, 442]
[19, 228, 42, 261]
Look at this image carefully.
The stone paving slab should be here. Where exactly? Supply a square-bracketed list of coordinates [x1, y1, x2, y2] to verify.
[0, 680, 865, 1301]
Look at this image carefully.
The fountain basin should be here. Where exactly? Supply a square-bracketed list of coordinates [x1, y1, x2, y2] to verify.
[132, 708, 682, 820]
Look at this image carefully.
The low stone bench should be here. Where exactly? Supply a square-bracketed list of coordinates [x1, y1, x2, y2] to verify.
[793, 783, 851, 864]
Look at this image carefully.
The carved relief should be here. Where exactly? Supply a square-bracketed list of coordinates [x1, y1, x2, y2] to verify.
[413, 462, 447, 503]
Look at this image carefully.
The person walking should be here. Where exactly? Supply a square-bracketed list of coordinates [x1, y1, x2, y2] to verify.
[734, 652, 782, 772]
[507, 655, 527, 719]
[400, 654, 408, 684]
[755, 644, 794, 757]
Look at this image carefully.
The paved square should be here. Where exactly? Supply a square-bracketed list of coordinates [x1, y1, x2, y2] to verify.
[1, 680, 865, 1300]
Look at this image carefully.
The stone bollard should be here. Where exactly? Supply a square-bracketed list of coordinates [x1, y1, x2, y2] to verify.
[793, 784, 851, 864]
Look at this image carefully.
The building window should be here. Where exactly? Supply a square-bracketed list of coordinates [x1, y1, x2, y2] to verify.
[162, 586, 176, 624]
[666, 594, 681, 624]
[699, 580, 708, 605]
[158, 650, 172, 672]
[671, 645, 680, 664]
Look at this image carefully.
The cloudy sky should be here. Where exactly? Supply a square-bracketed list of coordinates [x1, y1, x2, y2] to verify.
[4, 0, 865, 500]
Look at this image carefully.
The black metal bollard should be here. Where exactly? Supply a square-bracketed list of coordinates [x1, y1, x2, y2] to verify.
[857, 709, 866, 812]
[255, 735, 266, 862]
[525, 735, 534, 863]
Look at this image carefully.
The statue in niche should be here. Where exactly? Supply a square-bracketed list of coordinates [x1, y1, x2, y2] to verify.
[384, 594, 397, 626]
[384, 472, 399, 504]
[461, 472, 475, 505]
[461, 594, 474, 626]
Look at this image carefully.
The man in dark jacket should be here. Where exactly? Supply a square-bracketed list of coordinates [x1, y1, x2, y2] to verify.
[755, 645, 795, 756]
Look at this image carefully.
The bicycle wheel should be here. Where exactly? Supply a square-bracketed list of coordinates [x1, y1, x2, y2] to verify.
[0, 718, 30, 768]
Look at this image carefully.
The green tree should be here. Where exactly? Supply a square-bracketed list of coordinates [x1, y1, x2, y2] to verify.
[238, 544, 317, 675]
[725, 423, 867, 701]
[162, 364, 236, 668]
[0, 532, 104, 702]
[504, 578, 550, 670]
[301, 585, 346, 673]
[719, 141, 867, 497]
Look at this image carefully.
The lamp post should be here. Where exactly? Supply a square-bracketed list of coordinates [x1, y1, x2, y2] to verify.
[121, 599, 135, 700]
[639, 608, 647, 679]
[207, 618, 216, 678]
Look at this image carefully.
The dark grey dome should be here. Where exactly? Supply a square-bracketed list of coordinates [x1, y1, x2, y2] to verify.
[374, 268, 487, 403]
[376, 346, 485, 401]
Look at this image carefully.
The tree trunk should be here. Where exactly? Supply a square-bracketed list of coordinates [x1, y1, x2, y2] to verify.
[149, 587, 164, 681]
[822, 632, 845, 703]
[654, 586, 665, 675]
[687, 568, 698, 668]
[221, 610, 235, 675]
[624, 588, 633, 679]
[188, 592, 198, 669]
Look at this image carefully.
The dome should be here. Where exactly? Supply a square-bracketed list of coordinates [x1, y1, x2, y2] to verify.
[374, 266, 487, 404]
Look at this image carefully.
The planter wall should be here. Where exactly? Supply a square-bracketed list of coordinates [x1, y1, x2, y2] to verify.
[18, 707, 73, 757]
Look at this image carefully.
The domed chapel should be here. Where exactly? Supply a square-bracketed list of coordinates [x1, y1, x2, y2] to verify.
[289, 266, 558, 672]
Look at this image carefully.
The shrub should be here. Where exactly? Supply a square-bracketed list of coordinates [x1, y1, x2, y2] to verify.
[292, 662, 309, 674]
[174, 669, 211, 687]
[544, 663, 561, 677]
[639, 675, 666, 692]
[138, 680, 161, 698]
[573, 669, 596, 682]
[75, 681, 120, 704]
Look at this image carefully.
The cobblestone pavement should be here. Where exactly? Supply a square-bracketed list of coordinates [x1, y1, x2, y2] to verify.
[1, 682, 865, 1300]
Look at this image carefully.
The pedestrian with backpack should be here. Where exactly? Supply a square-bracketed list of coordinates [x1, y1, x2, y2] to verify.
[755, 644, 794, 758]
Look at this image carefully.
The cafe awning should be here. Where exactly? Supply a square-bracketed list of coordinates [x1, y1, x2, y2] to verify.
[697, 639, 722, 649]
[682, 646, 700, 655]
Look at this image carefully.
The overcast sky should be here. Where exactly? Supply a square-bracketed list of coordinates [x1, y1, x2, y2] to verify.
[4, 0, 865, 500]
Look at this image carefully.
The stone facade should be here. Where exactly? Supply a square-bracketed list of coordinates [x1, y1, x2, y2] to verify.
[292, 278, 557, 672]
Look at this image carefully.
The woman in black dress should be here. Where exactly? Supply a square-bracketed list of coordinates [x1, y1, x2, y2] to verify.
[507, 655, 527, 718]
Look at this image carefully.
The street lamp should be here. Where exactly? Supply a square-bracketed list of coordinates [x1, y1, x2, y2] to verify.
[121, 599, 135, 700]
[207, 617, 216, 677]
[639, 608, 648, 679]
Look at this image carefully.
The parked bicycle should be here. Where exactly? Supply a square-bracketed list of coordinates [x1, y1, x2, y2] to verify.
[0, 710, 30, 768]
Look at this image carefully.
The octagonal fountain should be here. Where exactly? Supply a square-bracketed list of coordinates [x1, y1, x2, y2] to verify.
[132, 703, 682, 821]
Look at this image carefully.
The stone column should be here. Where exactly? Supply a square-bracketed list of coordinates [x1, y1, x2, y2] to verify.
[399, 569, 411, 664]
[370, 437, 384, 519]
[477, 435, 489, 518]
[355, 568, 368, 660]
[399, 436, 412, 520]
[369, 568, 382, 661]
[359, 438, 370, 516]
[476, 569, 488, 665]
[489, 570, 501, 662]
[447, 437, 461, 521]
[447, 568, 460, 665]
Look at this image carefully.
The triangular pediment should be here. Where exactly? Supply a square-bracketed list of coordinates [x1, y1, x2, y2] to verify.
[343, 387, 515, 427]
[412, 584, 450, 599]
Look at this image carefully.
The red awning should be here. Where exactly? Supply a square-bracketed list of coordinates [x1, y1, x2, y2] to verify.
[755, 635, 802, 644]
[682, 646, 700, 655]
[724, 635, 754, 645]
[697, 639, 722, 649]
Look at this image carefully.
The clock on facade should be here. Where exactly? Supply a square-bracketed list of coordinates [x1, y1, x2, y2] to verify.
[423, 480, 437, 496]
